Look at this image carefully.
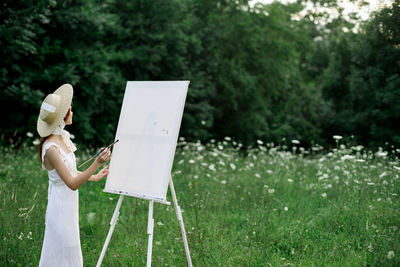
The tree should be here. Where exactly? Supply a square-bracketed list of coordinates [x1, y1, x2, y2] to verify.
[317, 0, 400, 147]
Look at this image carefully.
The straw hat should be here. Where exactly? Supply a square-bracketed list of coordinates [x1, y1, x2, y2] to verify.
[37, 84, 73, 137]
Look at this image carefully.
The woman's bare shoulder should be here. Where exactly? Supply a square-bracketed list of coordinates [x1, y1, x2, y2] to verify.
[43, 137, 63, 157]
[43, 139, 63, 170]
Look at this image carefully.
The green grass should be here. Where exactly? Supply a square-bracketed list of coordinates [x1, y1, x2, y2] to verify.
[1, 140, 399, 266]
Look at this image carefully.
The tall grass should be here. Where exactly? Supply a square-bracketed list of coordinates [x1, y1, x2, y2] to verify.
[1, 139, 399, 266]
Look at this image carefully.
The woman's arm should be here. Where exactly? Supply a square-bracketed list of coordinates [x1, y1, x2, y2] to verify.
[46, 146, 111, 190]
[78, 165, 109, 182]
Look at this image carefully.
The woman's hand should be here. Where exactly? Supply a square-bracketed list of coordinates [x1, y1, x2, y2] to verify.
[91, 165, 109, 182]
[96, 147, 112, 164]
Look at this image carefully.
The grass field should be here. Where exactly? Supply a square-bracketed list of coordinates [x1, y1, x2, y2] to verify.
[1, 138, 399, 266]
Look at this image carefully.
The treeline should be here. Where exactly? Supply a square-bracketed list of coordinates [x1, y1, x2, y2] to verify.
[1, 0, 399, 148]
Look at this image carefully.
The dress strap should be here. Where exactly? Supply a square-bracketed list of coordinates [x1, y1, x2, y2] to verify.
[41, 142, 67, 170]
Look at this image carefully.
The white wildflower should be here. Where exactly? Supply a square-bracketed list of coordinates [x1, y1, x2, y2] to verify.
[221, 180, 227, 184]
[333, 135, 342, 140]
[87, 212, 95, 224]
[313, 36, 323, 42]
[257, 140, 263, 145]
[26, 132, 33, 137]
[376, 151, 388, 157]
[157, 221, 164, 226]
[33, 139, 40, 146]
[268, 189, 275, 194]
[355, 145, 363, 151]
[341, 155, 355, 161]
[394, 166, 400, 171]
[194, 175, 199, 179]
[387, 251, 395, 259]
[284, 207, 288, 211]
[224, 136, 231, 141]
[321, 193, 327, 198]
[230, 163, 236, 170]
[318, 173, 329, 180]
[70, 134, 75, 140]
[189, 159, 195, 164]
[255, 173, 260, 178]
[287, 179, 293, 183]
[208, 164, 216, 171]
[292, 140, 300, 145]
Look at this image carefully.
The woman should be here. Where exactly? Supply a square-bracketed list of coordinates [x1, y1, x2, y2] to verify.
[37, 84, 111, 266]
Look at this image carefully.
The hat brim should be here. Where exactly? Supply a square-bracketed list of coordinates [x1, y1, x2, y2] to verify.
[37, 84, 73, 137]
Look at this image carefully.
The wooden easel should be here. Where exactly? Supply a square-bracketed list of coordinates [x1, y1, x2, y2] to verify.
[96, 176, 192, 267]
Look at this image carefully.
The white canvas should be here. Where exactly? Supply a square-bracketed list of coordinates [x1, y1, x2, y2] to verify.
[104, 81, 189, 202]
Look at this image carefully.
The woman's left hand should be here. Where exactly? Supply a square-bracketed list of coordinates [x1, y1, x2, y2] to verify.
[92, 165, 109, 182]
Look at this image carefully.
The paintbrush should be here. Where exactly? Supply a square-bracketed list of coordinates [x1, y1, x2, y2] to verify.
[78, 139, 119, 169]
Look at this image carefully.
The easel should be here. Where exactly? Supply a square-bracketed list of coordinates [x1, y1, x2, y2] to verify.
[96, 175, 193, 267]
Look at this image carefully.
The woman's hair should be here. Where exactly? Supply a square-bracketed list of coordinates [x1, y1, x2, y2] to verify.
[38, 107, 71, 164]
[38, 136, 49, 164]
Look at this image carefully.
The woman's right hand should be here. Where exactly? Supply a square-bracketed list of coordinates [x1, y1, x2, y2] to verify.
[96, 147, 112, 164]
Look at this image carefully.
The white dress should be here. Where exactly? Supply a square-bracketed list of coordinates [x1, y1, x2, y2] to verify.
[39, 142, 83, 267]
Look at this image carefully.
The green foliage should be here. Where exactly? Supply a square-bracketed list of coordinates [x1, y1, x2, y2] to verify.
[1, 0, 123, 145]
[315, 1, 400, 147]
[0, 0, 398, 148]
[210, 2, 321, 144]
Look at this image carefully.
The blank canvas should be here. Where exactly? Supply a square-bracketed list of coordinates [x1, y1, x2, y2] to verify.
[104, 81, 189, 203]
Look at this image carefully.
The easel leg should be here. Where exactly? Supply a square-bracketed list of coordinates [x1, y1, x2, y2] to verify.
[96, 195, 124, 267]
[146, 200, 155, 267]
[169, 177, 193, 267]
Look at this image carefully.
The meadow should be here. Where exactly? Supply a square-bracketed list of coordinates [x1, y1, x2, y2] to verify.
[1, 137, 399, 266]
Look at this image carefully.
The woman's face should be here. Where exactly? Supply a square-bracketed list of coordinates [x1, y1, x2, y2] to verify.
[65, 107, 73, 125]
